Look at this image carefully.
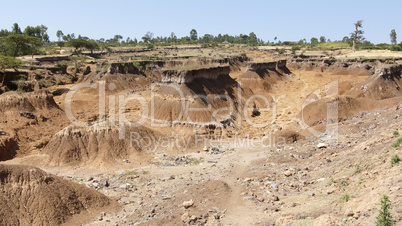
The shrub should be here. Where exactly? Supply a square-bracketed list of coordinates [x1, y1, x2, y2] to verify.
[276, 48, 285, 54]
[392, 138, 402, 148]
[57, 61, 68, 68]
[353, 164, 362, 175]
[291, 46, 301, 54]
[391, 154, 401, 167]
[390, 45, 402, 52]
[9, 74, 29, 92]
[340, 179, 348, 188]
[393, 131, 399, 136]
[341, 194, 351, 202]
[125, 169, 149, 175]
[376, 195, 395, 225]
[146, 43, 154, 49]
[102, 64, 109, 73]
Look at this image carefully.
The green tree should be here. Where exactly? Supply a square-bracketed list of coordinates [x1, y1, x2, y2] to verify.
[169, 32, 177, 43]
[56, 30, 64, 41]
[12, 23, 22, 34]
[248, 32, 258, 45]
[55, 41, 65, 49]
[62, 33, 75, 41]
[23, 25, 49, 43]
[0, 29, 11, 37]
[390, 29, 397, 45]
[113, 35, 123, 43]
[85, 40, 99, 54]
[0, 34, 41, 57]
[190, 29, 198, 41]
[310, 37, 319, 45]
[142, 31, 153, 43]
[351, 20, 364, 51]
[376, 195, 395, 226]
[0, 54, 21, 72]
[320, 36, 326, 43]
[66, 38, 90, 51]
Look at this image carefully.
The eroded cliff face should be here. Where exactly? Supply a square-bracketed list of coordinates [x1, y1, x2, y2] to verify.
[246, 60, 287, 71]
[346, 63, 402, 100]
[44, 124, 157, 166]
[107, 62, 141, 74]
[0, 90, 60, 112]
[375, 63, 402, 79]
[161, 66, 231, 84]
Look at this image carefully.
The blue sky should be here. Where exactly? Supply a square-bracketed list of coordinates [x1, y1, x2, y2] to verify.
[2, 0, 401, 44]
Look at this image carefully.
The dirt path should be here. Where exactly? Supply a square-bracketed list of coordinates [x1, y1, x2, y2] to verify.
[220, 147, 266, 225]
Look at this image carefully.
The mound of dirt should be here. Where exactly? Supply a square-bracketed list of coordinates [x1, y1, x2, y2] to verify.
[0, 90, 60, 112]
[44, 124, 157, 167]
[299, 95, 366, 127]
[346, 64, 402, 100]
[337, 81, 354, 95]
[299, 94, 402, 128]
[0, 164, 117, 225]
[0, 90, 68, 160]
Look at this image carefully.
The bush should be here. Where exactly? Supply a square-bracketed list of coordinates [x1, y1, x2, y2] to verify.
[393, 131, 399, 136]
[146, 43, 154, 49]
[376, 195, 395, 225]
[391, 154, 401, 167]
[340, 179, 348, 188]
[291, 46, 301, 54]
[392, 137, 402, 148]
[341, 194, 351, 202]
[276, 48, 285, 54]
[9, 74, 29, 92]
[390, 45, 402, 52]
[376, 43, 391, 50]
[353, 164, 362, 175]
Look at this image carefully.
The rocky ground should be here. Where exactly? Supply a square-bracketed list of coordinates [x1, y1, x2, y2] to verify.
[1, 48, 402, 225]
[50, 104, 402, 225]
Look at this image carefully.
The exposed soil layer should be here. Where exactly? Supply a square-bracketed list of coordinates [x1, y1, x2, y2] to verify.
[0, 164, 118, 226]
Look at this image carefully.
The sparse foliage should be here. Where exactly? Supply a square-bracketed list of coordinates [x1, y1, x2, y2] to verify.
[68, 55, 89, 73]
[11, 23, 22, 34]
[351, 20, 364, 51]
[0, 54, 22, 72]
[142, 31, 154, 43]
[392, 137, 402, 148]
[376, 195, 395, 226]
[190, 29, 198, 41]
[56, 30, 64, 41]
[391, 154, 401, 167]
[341, 194, 351, 202]
[310, 37, 319, 45]
[353, 164, 362, 175]
[0, 34, 41, 57]
[390, 29, 397, 45]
